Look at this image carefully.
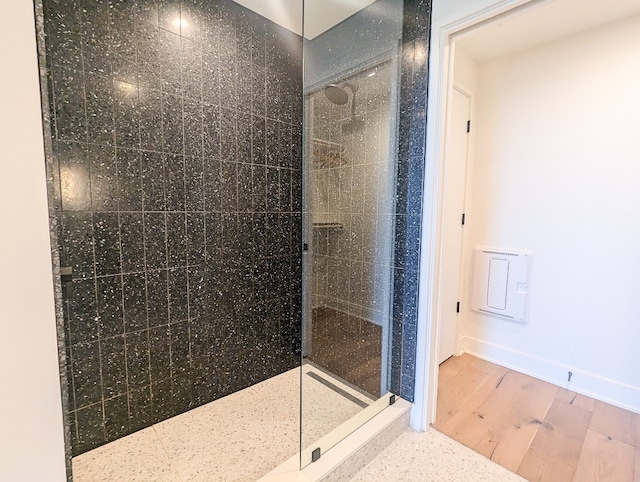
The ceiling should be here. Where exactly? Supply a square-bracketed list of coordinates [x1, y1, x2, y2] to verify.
[231, 0, 377, 40]
[231, 0, 640, 58]
[455, 0, 640, 64]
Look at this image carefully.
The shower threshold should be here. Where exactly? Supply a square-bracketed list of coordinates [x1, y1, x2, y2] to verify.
[262, 394, 411, 481]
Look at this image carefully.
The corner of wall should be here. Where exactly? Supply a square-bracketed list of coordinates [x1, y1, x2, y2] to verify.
[0, 1, 67, 480]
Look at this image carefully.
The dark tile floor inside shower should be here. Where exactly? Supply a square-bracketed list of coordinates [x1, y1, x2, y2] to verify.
[308, 307, 382, 398]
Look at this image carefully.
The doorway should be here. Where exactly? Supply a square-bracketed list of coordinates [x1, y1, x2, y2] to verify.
[422, 0, 640, 429]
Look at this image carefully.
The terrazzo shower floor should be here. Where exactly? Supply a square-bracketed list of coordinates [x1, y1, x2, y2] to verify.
[72, 365, 372, 482]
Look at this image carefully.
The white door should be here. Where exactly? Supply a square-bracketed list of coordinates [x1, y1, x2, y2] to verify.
[438, 86, 471, 364]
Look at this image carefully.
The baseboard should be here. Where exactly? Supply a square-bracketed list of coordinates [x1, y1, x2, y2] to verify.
[461, 336, 640, 414]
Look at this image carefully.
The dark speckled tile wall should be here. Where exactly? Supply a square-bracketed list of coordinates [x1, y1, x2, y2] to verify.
[390, 0, 432, 401]
[42, 0, 302, 456]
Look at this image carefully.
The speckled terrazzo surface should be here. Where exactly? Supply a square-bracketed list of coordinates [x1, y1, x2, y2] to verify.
[72, 368, 297, 481]
[302, 364, 372, 449]
[352, 428, 526, 481]
[72, 366, 369, 481]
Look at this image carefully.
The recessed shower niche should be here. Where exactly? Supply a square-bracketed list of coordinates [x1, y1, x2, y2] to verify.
[36, 0, 429, 478]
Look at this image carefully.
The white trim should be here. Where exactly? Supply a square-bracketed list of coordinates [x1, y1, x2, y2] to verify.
[452, 81, 474, 100]
[412, 0, 538, 430]
[462, 337, 640, 414]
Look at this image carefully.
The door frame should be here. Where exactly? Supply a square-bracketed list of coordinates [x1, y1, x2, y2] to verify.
[410, 0, 539, 430]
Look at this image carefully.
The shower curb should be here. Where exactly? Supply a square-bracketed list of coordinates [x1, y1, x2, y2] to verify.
[259, 397, 411, 481]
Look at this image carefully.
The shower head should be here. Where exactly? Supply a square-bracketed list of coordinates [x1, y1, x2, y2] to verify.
[324, 82, 358, 106]
[324, 82, 363, 133]
[324, 84, 349, 105]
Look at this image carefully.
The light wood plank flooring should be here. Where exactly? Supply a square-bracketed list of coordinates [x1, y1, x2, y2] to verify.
[433, 354, 640, 482]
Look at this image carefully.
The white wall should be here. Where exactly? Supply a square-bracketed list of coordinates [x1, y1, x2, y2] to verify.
[462, 15, 640, 412]
[453, 47, 478, 92]
[0, 2, 67, 480]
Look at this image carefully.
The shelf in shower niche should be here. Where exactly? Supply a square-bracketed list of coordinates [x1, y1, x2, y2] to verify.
[312, 222, 344, 229]
[312, 138, 347, 169]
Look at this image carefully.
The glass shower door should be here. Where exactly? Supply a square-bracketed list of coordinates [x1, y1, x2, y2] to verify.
[300, 0, 404, 467]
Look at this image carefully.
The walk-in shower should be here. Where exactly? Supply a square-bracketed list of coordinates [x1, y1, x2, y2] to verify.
[35, 0, 429, 478]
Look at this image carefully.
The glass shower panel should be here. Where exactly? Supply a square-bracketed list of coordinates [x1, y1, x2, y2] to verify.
[301, 0, 403, 467]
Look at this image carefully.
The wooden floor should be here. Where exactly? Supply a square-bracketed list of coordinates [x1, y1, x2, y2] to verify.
[433, 354, 640, 482]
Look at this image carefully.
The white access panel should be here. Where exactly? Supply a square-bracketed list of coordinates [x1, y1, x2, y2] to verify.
[471, 247, 531, 323]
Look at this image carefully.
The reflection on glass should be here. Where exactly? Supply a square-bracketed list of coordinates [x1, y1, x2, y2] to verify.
[301, 55, 398, 465]
[60, 162, 91, 211]
[308, 62, 394, 391]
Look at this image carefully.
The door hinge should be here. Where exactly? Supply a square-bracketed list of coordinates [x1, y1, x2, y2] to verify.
[461, 213, 466, 225]
[456, 301, 460, 313]
[466, 120, 471, 133]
